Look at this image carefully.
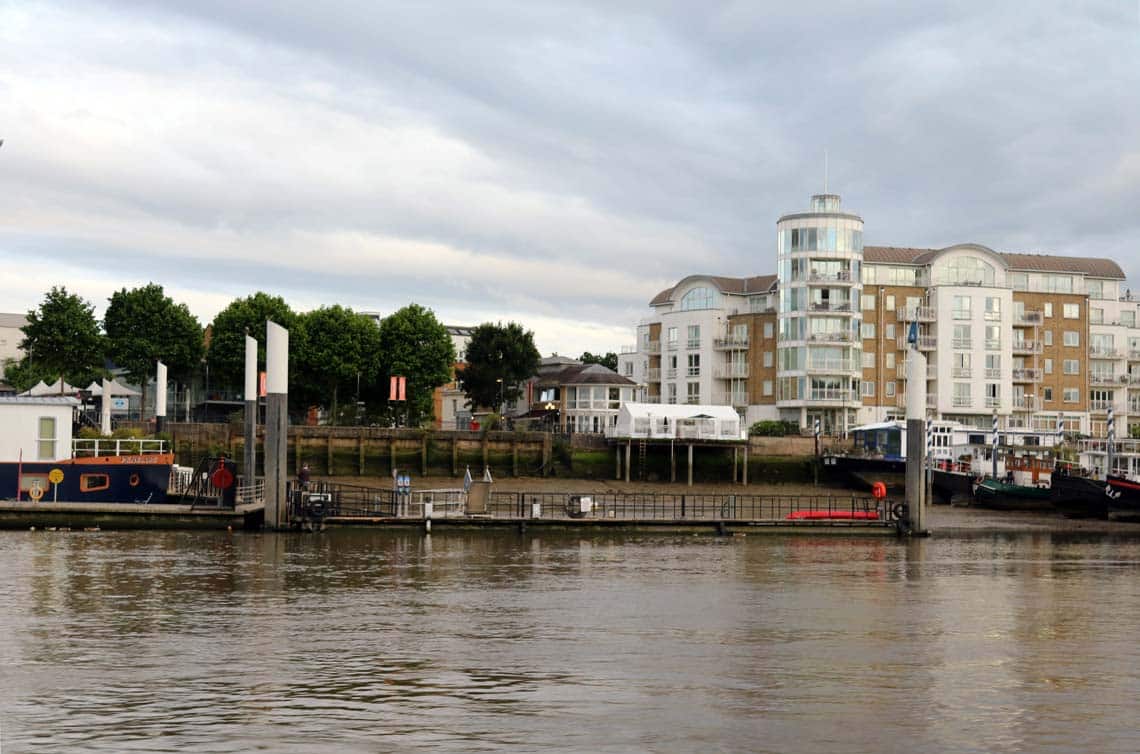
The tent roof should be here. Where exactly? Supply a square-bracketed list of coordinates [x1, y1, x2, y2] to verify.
[619, 402, 741, 421]
[86, 379, 141, 397]
[851, 421, 905, 432]
[20, 378, 80, 396]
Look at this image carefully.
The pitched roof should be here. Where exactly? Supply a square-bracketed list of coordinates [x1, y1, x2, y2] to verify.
[650, 274, 777, 306]
[537, 363, 636, 387]
[864, 246, 1125, 279]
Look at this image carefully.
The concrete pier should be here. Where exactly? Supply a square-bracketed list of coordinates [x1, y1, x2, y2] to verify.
[263, 322, 289, 529]
[905, 348, 928, 535]
[243, 335, 257, 481]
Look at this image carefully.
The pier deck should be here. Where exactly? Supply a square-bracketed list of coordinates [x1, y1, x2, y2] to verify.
[0, 501, 265, 530]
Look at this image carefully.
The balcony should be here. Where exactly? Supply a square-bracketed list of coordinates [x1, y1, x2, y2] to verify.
[1090, 400, 1117, 413]
[810, 360, 859, 374]
[1012, 368, 1042, 382]
[1013, 396, 1039, 411]
[646, 368, 661, 382]
[666, 368, 677, 379]
[984, 368, 1001, 379]
[1014, 310, 1044, 326]
[712, 392, 749, 407]
[896, 364, 937, 380]
[897, 306, 936, 322]
[647, 340, 661, 354]
[809, 302, 854, 314]
[686, 339, 700, 350]
[810, 332, 852, 343]
[666, 341, 678, 351]
[714, 365, 750, 379]
[985, 339, 1001, 351]
[807, 389, 859, 403]
[952, 395, 972, 408]
[713, 336, 750, 350]
[1090, 372, 1119, 387]
[985, 397, 1001, 409]
[806, 271, 853, 284]
[1012, 340, 1043, 354]
[621, 344, 637, 354]
[644, 395, 661, 404]
[952, 338, 973, 349]
[1129, 349, 1140, 361]
[952, 367, 973, 378]
[896, 335, 936, 351]
[1090, 347, 1119, 359]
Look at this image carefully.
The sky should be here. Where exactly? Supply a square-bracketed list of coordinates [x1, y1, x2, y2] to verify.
[1, 1, 1138, 357]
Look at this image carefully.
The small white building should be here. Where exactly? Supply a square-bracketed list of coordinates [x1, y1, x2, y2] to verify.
[607, 402, 745, 441]
[0, 396, 79, 463]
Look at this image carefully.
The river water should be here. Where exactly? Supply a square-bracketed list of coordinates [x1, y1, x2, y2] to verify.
[2, 528, 1140, 753]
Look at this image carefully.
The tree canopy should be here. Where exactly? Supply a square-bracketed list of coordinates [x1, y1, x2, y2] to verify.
[104, 283, 203, 387]
[461, 321, 540, 411]
[206, 292, 298, 391]
[17, 286, 104, 388]
[377, 304, 456, 425]
[293, 305, 383, 419]
[579, 351, 618, 371]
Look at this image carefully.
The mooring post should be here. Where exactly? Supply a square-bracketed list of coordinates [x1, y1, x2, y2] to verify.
[242, 339, 256, 483]
[732, 446, 738, 484]
[905, 347, 928, 535]
[264, 321, 290, 530]
[155, 360, 168, 435]
[624, 442, 631, 483]
[742, 441, 749, 485]
[615, 445, 621, 480]
[670, 442, 676, 483]
[688, 444, 694, 487]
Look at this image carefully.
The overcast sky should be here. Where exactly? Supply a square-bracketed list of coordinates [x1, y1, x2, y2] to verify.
[1, 1, 1138, 356]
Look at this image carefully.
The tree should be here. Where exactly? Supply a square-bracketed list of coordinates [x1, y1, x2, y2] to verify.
[579, 351, 618, 371]
[293, 306, 383, 421]
[206, 292, 298, 391]
[104, 283, 204, 414]
[19, 286, 104, 389]
[2, 356, 56, 392]
[377, 304, 456, 426]
[461, 321, 541, 412]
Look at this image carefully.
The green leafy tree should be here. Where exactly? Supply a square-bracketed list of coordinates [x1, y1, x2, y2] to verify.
[206, 292, 298, 392]
[293, 306, 383, 421]
[462, 321, 541, 412]
[579, 351, 618, 371]
[104, 283, 204, 413]
[2, 356, 56, 392]
[19, 286, 105, 389]
[376, 304, 456, 426]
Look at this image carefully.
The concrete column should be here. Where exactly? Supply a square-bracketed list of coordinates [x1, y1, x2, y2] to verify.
[732, 446, 738, 484]
[624, 442, 631, 483]
[615, 445, 622, 480]
[243, 336, 257, 481]
[687, 443, 694, 487]
[155, 361, 168, 434]
[264, 321, 289, 529]
[100, 378, 112, 435]
[670, 442, 676, 483]
[743, 441, 749, 485]
[905, 348, 928, 535]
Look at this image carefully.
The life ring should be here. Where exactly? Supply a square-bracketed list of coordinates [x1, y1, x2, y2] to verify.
[871, 481, 887, 499]
[28, 485, 44, 501]
[129, 473, 140, 487]
[891, 502, 906, 520]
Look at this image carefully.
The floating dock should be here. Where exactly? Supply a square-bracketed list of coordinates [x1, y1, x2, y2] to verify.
[0, 501, 265, 530]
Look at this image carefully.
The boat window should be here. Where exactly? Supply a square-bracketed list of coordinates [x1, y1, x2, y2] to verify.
[80, 474, 110, 493]
[38, 417, 57, 461]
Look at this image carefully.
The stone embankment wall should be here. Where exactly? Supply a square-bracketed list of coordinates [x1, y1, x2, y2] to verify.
[163, 423, 851, 484]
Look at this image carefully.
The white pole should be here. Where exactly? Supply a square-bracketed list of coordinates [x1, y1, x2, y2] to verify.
[264, 322, 290, 528]
[100, 378, 112, 435]
[155, 361, 168, 433]
[905, 348, 928, 534]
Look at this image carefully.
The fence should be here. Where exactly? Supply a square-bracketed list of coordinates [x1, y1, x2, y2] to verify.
[286, 483, 899, 527]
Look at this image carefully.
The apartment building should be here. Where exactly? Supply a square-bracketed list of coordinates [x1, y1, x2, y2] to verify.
[618, 192, 1135, 442]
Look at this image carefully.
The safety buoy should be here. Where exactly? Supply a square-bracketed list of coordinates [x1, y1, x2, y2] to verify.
[28, 485, 44, 501]
[871, 481, 887, 499]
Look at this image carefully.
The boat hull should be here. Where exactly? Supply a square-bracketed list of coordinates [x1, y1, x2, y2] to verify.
[1050, 474, 1108, 519]
[0, 454, 172, 504]
[821, 455, 905, 494]
[930, 468, 974, 504]
[1106, 475, 1140, 521]
[973, 479, 1054, 511]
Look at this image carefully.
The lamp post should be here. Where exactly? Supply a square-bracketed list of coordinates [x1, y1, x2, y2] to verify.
[545, 401, 557, 432]
[496, 377, 504, 417]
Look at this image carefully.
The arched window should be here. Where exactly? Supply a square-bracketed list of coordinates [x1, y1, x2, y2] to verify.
[935, 256, 995, 286]
[680, 287, 717, 311]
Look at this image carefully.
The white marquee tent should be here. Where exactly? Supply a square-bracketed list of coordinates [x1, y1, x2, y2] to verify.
[606, 402, 745, 441]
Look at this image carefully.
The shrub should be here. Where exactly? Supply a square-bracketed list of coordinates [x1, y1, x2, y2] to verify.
[749, 420, 798, 437]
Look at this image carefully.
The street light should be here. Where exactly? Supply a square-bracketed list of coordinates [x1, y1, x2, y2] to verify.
[496, 377, 504, 416]
[544, 400, 557, 431]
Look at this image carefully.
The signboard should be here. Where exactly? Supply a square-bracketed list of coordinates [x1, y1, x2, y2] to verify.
[110, 397, 129, 412]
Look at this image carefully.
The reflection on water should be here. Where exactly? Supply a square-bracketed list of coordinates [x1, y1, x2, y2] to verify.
[3, 530, 1140, 752]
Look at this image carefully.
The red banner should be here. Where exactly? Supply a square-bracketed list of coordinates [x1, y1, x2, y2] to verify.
[398, 376, 406, 401]
[259, 371, 267, 398]
[390, 376, 407, 401]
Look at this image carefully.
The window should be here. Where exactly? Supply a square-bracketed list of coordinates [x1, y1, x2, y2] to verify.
[1087, 280, 1104, 299]
[885, 324, 895, 340]
[885, 353, 895, 369]
[1044, 387, 1053, 401]
[984, 297, 1001, 320]
[667, 384, 677, 404]
[680, 287, 717, 311]
[1063, 359, 1080, 375]
[1090, 307, 1104, 324]
[986, 383, 1000, 406]
[37, 417, 56, 461]
[862, 381, 875, 397]
[1044, 358, 1053, 375]
[686, 382, 700, 404]
[1124, 311, 1136, 328]
[666, 327, 678, 346]
[985, 325, 1001, 350]
[861, 323, 876, 339]
[953, 325, 971, 348]
[953, 383, 971, 406]
[885, 382, 896, 397]
[1044, 330, 1053, 346]
[1044, 302, 1053, 318]
[763, 351, 773, 368]
[1064, 331, 1079, 347]
[885, 295, 895, 311]
[862, 294, 876, 310]
[763, 380, 773, 396]
[985, 354, 1001, 378]
[1063, 388, 1079, 403]
[687, 325, 700, 349]
[1064, 303, 1079, 319]
[935, 256, 995, 286]
[953, 296, 972, 320]
[687, 353, 700, 377]
[863, 351, 876, 368]
[1043, 275, 1074, 294]
[764, 322, 774, 339]
[1010, 272, 1028, 290]
[80, 473, 110, 492]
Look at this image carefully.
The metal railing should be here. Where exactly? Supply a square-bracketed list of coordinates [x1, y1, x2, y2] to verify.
[72, 438, 168, 457]
[646, 368, 661, 381]
[1014, 311, 1044, 325]
[1013, 340, 1043, 354]
[714, 365, 750, 379]
[1090, 347, 1119, 358]
[897, 306, 936, 322]
[1012, 368, 1041, 382]
[897, 335, 936, 350]
[1013, 396, 1038, 411]
[713, 336, 750, 349]
[647, 341, 661, 354]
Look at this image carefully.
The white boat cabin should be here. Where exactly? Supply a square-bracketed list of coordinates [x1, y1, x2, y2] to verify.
[0, 396, 79, 463]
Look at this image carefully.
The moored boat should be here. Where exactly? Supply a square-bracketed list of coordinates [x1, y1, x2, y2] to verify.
[972, 478, 1054, 511]
[1105, 475, 1140, 521]
[1050, 470, 1108, 519]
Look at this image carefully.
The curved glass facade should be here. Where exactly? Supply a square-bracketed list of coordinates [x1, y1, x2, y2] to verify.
[680, 287, 717, 311]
